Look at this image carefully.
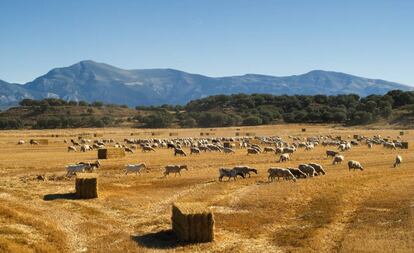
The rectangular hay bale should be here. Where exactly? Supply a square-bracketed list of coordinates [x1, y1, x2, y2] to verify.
[172, 203, 214, 243]
[94, 133, 103, 137]
[169, 132, 179, 136]
[75, 173, 98, 199]
[97, 148, 125, 159]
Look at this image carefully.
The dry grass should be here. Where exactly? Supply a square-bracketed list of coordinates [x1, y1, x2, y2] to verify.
[0, 124, 413, 252]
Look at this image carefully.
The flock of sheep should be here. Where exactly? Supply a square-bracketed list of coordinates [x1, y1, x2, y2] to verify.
[18, 132, 405, 181]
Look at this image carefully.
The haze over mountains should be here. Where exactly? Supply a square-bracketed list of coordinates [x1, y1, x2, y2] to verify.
[0, 60, 412, 109]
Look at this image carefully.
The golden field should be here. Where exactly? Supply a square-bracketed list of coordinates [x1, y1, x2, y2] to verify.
[0, 124, 413, 253]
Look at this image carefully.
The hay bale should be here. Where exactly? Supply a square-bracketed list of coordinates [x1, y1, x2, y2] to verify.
[97, 148, 125, 159]
[353, 134, 359, 139]
[223, 142, 231, 148]
[246, 132, 256, 136]
[400, 131, 405, 136]
[302, 128, 306, 132]
[94, 133, 103, 137]
[169, 132, 179, 136]
[401, 142, 408, 149]
[30, 139, 48, 145]
[172, 203, 214, 243]
[75, 173, 98, 199]
[235, 132, 240, 136]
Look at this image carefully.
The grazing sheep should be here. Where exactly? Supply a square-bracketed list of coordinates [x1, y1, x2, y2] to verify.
[393, 155, 402, 168]
[282, 147, 295, 155]
[219, 168, 240, 181]
[348, 160, 364, 171]
[190, 147, 200, 155]
[298, 164, 317, 177]
[164, 165, 188, 177]
[67, 146, 77, 152]
[223, 147, 235, 154]
[279, 153, 290, 162]
[174, 148, 187, 156]
[308, 163, 326, 175]
[367, 142, 373, 149]
[30, 140, 39, 145]
[263, 147, 276, 153]
[383, 142, 396, 150]
[125, 163, 147, 175]
[287, 168, 307, 179]
[125, 147, 134, 153]
[267, 168, 296, 182]
[232, 166, 257, 178]
[17, 140, 25, 145]
[142, 146, 156, 152]
[326, 150, 339, 158]
[275, 147, 284, 154]
[332, 155, 344, 165]
[247, 148, 260, 155]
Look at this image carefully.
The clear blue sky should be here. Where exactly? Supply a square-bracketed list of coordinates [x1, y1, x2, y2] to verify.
[0, 0, 413, 85]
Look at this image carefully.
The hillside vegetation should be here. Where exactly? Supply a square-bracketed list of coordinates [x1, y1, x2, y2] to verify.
[0, 90, 413, 129]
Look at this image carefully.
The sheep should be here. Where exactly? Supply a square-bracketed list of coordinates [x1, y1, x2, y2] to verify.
[79, 160, 101, 171]
[275, 147, 284, 154]
[219, 168, 240, 181]
[308, 163, 326, 175]
[190, 147, 200, 155]
[348, 160, 363, 171]
[263, 147, 276, 153]
[80, 145, 92, 152]
[125, 147, 134, 153]
[232, 166, 257, 178]
[66, 164, 87, 177]
[287, 168, 307, 179]
[282, 147, 295, 155]
[267, 168, 296, 182]
[383, 142, 396, 150]
[142, 146, 156, 152]
[368, 143, 373, 149]
[67, 146, 77, 152]
[164, 165, 188, 177]
[17, 140, 25, 145]
[393, 155, 402, 168]
[125, 163, 147, 175]
[332, 155, 344, 165]
[174, 148, 187, 156]
[247, 148, 260, 155]
[279, 153, 290, 162]
[298, 164, 317, 177]
[326, 150, 339, 158]
[30, 140, 39, 145]
[222, 147, 235, 154]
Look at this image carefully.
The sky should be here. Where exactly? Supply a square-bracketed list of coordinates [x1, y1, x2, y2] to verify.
[0, 0, 413, 85]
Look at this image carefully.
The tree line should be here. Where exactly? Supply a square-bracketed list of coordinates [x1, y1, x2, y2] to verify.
[0, 90, 413, 129]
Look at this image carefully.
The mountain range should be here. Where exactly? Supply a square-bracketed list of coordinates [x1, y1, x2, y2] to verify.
[0, 60, 412, 109]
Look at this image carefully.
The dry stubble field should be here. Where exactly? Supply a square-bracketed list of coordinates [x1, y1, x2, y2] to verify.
[0, 124, 413, 253]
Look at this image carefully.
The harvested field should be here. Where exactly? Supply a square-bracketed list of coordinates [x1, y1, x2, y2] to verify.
[0, 124, 413, 253]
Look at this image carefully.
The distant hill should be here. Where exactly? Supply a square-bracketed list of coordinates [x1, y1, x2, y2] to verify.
[0, 60, 412, 109]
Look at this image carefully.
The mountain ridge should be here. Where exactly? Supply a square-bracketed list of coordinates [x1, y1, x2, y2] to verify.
[0, 60, 412, 109]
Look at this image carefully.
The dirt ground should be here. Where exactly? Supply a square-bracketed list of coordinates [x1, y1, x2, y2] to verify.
[0, 124, 413, 253]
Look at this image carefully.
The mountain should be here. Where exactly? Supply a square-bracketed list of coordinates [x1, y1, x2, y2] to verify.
[0, 60, 412, 109]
